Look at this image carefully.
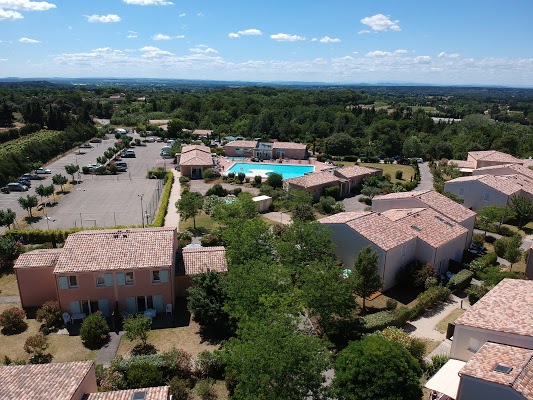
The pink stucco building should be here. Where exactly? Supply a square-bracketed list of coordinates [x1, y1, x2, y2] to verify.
[15, 227, 178, 317]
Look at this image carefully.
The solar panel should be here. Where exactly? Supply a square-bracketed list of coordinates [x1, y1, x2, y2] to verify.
[494, 364, 513, 374]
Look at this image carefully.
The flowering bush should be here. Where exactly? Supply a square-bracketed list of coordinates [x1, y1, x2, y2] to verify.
[0, 307, 27, 335]
[36, 301, 61, 333]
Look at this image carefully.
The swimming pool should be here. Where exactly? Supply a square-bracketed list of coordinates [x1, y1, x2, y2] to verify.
[225, 162, 314, 180]
[226, 157, 247, 161]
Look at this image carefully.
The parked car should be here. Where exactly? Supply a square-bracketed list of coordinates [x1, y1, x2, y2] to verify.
[115, 162, 127, 168]
[86, 163, 103, 172]
[89, 138, 102, 143]
[22, 173, 41, 180]
[79, 143, 93, 149]
[156, 137, 164, 142]
[6, 182, 28, 191]
[1, 186, 10, 194]
[145, 137, 156, 143]
[121, 150, 136, 158]
[16, 178, 31, 187]
[35, 168, 51, 174]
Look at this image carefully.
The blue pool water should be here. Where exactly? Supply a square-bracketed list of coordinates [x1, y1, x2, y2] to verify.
[225, 162, 314, 180]
[226, 157, 247, 161]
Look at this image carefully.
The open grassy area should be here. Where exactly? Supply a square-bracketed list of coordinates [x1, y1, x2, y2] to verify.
[435, 308, 465, 334]
[360, 163, 415, 184]
[117, 319, 218, 359]
[0, 272, 19, 297]
[0, 302, 97, 363]
[180, 211, 221, 233]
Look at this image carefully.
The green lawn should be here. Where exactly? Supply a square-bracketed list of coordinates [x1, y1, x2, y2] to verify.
[0, 272, 19, 297]
[337, 162, 415, 184]
[180, 211, 220, 233]
[435, 308, 465, 334]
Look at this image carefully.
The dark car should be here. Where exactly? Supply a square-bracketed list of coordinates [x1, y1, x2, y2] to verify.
[6, 182, 28, 192]
[22, 173, 42, 180]
[89, 138, 102, 143]
[79, 143, 93, 149]
[1, 186, 10, 194]
[16, 178, 31, 187]
[121, 150, 136, 158]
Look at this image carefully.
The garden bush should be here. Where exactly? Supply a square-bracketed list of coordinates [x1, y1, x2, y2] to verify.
[36, 301, 62, 333]
[480, 252, 498, 267]
[150, 172, 173, 227]
[205, 184, 228, 197]
[494, 237, 508, 257]
[385, 299, 398, 311]
[362, 311, 396, 332]
[200, 234, 222, 247]
[179, 176, 190, 184]
[425, 355, 449, 378]
[447, 270, 474, 292]
[127, 363, 164, 389]
[393, 306, 413, 327]
[0, 307, 27, 335]
[395, 170, 403, 180]
[397, 261, 436, 291]
[412, 286, 451, 318]
[227, 172, 235, 179]
[195, 350, 226, 380]
[169, 377, 191, 400]
[254, 175, 262, 186]
[265, 172, 283, 188]
[202, 168, 217, 182]
[466, 285, 489, 305]
[24, 334, 52, 364]
[194, 378, 217, 399]
[471, 233, 485, 246]
[236, 172, 245, 183]
[233, 188, 242, 196]
[323, 186, 340, 200]
[80, 312, 109, 349]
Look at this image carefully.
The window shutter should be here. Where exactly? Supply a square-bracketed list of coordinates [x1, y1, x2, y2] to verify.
[69, 301, 81, 314]
[116, 273, 125, 286]
[126, 297, 136, 314]
[104, 273, 114, 287]
[98, 299, 109, 317]
[153, 295, 164, 313]
[58, 276, 68, 290]
[160, 269, 169, 283]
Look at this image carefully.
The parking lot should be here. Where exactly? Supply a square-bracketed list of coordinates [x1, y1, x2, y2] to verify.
[0, 133, 173, 231]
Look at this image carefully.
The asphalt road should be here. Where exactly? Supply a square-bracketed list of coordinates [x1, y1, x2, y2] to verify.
[0, 134, 172, 231]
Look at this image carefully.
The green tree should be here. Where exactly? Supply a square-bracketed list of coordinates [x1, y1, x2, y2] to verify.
[324, 133, 355, 156]
[123, 314, 151, 347]
[265, 172, 283, 188]
[333, 335, 422, 400]
[187, 270, 231, 336]
[18, 195, 38, 218]
[177, 190, 203, 229]
[360, 185, 381, 199]
[402, 135, 424, 158]
[52, 173, 68, 193]
[80, 312, 109, 349]
[24, 334, 52, 364]
[167, 118, 184, 138]
[477, 205, 515, 230]
[350, 246, 382, 310]
[0, 208, 16, 229]
[509, 195, 533, 227]
[64, 164, 80, 183]
[224, 320, 331, 400]
[0, 236, 19, 269]
[0, 100, 14, 127]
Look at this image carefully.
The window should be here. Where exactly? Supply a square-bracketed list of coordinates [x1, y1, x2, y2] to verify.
[484, 192, 490, 201]
[68, 276, 78, 288]
[96, 274, 105, 287]
[152, 270, 160, 283]
[137, 296, 153, 312]
[125, 272, 134, 285]
[151, 269, 169, 284]
[458, 187, 464, 196]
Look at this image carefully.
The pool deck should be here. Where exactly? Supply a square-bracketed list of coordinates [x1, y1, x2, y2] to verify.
[216, 157, 332, 177]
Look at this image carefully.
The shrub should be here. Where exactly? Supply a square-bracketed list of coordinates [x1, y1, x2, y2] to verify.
[179, 176, 190, 184]
[202, 168, 217, 182]
[385, 299, 398, 311]
[237, 172, 245, 183]
[36, 301, 61, 333]
[233, 188, 242, 196]
[413, 286, 451, 317]
[363, 311, 396, 332]
[0, 307, 27, 335]
[195, 350, 225, 380]
[245, 177, 250, 183]
[169, 377, 191, 400]
[80, 312, 109, 349]
[466, 285, 490, 305]
[447, 270, 474, 292]
[82, 166, 90, 174]
[480, 252, 498, 267]
[200, 234, 222, 247]
[393, 306, 413, 327]
[425, 355, 449, 378]
[254, 175, 262, 186]
[358, 196, 372, 205]
[265, 172, 283, 188]
[425, 276, 439, 289]
[227, 172, 235, 179]
[471, 233, 485, 246]
[323, 186, 340, 200]
[127, 363, 164, 389]
[205, 184, 228, 197]
[24, 334, 52, 364]
[494, 237, 508, 257]
[485, 235, 497, 244]
[99, 369, 127, 392]
[150, 172, 173, 227]
[194, 378, 217, 399]
[408, 338, 427, 362]
[397, 261, 436, 291]
[395, 170, 403, 180]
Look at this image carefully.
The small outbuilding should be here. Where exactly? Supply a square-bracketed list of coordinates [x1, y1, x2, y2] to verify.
[252, 195, 272, 213]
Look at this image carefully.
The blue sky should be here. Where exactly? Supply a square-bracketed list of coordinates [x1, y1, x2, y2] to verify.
[1, 0, 532, 86]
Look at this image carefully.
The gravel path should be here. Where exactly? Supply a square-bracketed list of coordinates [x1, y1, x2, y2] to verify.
[164, 169, 181, 228]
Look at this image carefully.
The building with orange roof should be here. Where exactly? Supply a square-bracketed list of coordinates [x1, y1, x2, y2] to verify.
[177, 144, 214, 179]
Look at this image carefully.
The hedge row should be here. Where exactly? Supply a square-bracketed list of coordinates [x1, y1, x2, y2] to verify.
[150, 172, 174, 227]
[447, 270, 474, 292]
[362, 311, 396, 332]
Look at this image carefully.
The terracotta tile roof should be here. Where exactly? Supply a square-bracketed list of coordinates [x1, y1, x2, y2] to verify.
[53, 228, 176, 274]
[87, 386, 169, 400]
[148, 119, 170, 125]
[224, 140, 258, 148]
[416, 190, 476, 223]
[319, 211, 371, 224]
[446, 174, 522, 196]
[455, 279, 533, 336]
[180, 246, 228, 275]
[14, 248, 63, 269]
[272, 141, 307, 150]
[0, 361, 94, 400]
[334, 165, 381, 180]
[181, 144, 211, 154]
[380, 208, 426, 221]
[179, 147, 214, 166]
[460, 342, 533, 400]
[374, 190, 430, 200]
[192, 129, 212, 136]
[448, 159, 475, 169]
[285, 171, 339, 189]
[469, 150, 521, 164]
[389, 208, 468, 248]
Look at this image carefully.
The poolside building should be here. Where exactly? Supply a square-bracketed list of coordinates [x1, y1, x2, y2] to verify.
[177, 144, 214, 179]
[285, 171, 341, 201]
[224, 140, 308, 160]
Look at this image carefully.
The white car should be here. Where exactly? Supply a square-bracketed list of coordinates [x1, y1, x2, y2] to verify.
[35, 167, 52, 174]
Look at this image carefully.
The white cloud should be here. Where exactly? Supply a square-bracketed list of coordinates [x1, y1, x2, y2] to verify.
[0, 7, 23, 19]
[122, 0, 172, 5]
[18, 37, 40, 43]
[414, 56, 432, 64]
[270, 33, 305, 42]
[228, 28, 262, 38]
[438, 52, 460, 59]
[189, 45, 218, 54]
[86, 14, 121, 23]
[358, 30, 371, 35]
[395, 49, 407, 54]
[139, 46, 160, 51]
[0, 0, 56, 11]
[319, 36, 341, 43]
[197, 12, 203, 16]
[138, 45, 174, 58]
[153, 33, 171, 40]
[178, 13, 185, 17]
[0, 58, 7, 61]
[365, 49, 408, 58]
[311, 38, 317, 42]
[126, 30, 137, 38]
[360, 13, 400, 32]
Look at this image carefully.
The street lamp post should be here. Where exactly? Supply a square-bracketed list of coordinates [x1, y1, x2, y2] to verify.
[138, 194, 145, 228]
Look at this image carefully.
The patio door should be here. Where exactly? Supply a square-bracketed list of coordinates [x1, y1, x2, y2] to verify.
[153, 295, 164, 313]
[98, 299, 109, 317]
